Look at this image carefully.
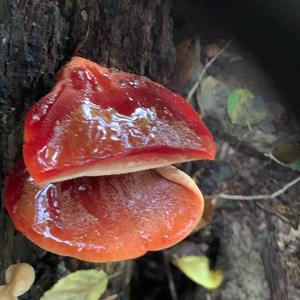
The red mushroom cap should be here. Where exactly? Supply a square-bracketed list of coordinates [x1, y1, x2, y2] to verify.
[23, 57, 216, 186]
[5, 162, 203, 262]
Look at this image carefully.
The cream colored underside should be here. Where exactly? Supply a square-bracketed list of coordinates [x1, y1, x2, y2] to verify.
[43, 153, 199, 185]
[156, 166, 203, 200]
[41, 153, 203, 200]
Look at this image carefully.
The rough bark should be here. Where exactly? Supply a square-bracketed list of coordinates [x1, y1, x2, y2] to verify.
[0, 0, 175, 299]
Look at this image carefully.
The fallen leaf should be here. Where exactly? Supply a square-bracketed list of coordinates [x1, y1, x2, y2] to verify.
[275, 203, 286, 214]
[273, 143, 300, 164]
[197, 76, 229, 116]
[244, 129, 277, 153]
[41, 269, 108, 300]
[172, 255, 223, 289]
[0, 263, 35, 300]
[271, 143, 300, 171]
[193, 196, 216, 232]
[288, 161, 300, 171]
[227, 89, 266, 126]
[167, 36, 203, 95]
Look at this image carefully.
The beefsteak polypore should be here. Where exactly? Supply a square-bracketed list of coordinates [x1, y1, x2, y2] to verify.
[5, 57, 216, 262]
[5, 162, 203, 262]
[24, 57, 216, 185]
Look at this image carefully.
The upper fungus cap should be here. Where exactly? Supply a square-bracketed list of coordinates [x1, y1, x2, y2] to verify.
[23, 57, 216, 186]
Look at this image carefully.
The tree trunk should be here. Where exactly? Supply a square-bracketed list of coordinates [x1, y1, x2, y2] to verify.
[0, 0, 175, 299]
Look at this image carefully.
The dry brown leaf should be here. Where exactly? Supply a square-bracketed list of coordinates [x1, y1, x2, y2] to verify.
[193, 196, 217, 232]
[167, 36, 202, 93]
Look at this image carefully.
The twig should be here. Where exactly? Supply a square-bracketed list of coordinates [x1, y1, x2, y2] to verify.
[187, 38, 234, 101]
[264, 152, 289, 168]
[108, 270, 122, 280]
[246, 120, 253, 132]
[255, 202, 291, 225]
[206, 294, 212, 300]
[163, 251, 178, 300]
[218, 176, 300, 200]
[102, 295, 118, 300]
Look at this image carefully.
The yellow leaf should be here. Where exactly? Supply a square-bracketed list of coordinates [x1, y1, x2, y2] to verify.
[41, 269, 108, 300]
[227, 88, 266, 126]
[172, 256, 223, 289]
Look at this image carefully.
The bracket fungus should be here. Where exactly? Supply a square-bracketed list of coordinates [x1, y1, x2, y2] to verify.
[0, 263, 35, 300]
[23, 57, 215, 185]
[5, 57, 216, 262]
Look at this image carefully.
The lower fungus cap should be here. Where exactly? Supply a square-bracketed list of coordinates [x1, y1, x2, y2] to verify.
[5, 162, 204, 262]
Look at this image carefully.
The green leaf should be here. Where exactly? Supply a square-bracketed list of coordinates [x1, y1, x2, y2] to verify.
[227, 89, 266, 126]
[172, 255, 223, 289]
[41, 269, 108, 300]
[288, 160, 300, 171]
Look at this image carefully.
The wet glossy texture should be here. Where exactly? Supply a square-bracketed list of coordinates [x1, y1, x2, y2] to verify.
[5, 162, 203, 262]
[24, 57, 216, 185]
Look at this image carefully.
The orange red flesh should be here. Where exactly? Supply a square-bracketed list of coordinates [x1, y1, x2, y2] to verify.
[23, 57, 216, 185]
[5, 57, 216, 262]
[5, 163, 203, 262]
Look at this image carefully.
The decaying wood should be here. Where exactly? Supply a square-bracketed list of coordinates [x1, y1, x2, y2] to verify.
[0, 0, 175, 298]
